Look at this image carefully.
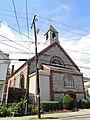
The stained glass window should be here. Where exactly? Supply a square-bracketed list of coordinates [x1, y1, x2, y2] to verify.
[64, 74, 74, 87]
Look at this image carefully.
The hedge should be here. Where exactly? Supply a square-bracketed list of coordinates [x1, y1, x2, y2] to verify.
[62, 94, 74, 110]
[41, 101, 62, 112]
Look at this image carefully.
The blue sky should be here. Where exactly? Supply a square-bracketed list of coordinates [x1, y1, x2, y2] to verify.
[0, 0, 90, 35]
[0, 0, 90, 77]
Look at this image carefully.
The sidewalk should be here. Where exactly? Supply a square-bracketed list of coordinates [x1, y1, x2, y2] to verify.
[41, 109, 90, 119]
[0, 109, 90, 120]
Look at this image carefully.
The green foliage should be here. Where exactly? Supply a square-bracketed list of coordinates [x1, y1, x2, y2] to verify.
[0, 99, 28, 117]
[28, 104, 37, 115]
[0, 106, 11, 117]
[62, 94, 74, 110]
[41, 101, 61, 112]
[81, 99, 90, 109]
[11, 99, 27, 116]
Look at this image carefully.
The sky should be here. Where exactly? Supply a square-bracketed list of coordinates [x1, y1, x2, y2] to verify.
[0, 0, 90, 77]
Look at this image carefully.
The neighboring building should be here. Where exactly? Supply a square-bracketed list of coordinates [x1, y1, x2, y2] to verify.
[0, 50, 10, 105]
[6, 25, 85, 103]
[84, 77, 90, 96]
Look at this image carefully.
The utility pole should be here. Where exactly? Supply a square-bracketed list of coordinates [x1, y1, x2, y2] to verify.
[31, 15, 41, 118]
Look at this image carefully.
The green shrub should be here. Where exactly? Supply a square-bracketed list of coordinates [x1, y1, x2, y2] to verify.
[81, 99, 90, 109]
[11, 99, 27, 116]
[0, 99, 28, 117]
[41, 101, 61, 112]
[28, 104, 37, 115]
[0, 106, 11, 117]
[62, 94, 74, 110]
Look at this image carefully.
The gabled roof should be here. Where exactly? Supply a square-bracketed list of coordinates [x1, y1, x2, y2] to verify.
[29, 41, 80, 71]
[44, 25, 58, 35]
[0, 50, 10, 60]
[10, 41, 80, 77]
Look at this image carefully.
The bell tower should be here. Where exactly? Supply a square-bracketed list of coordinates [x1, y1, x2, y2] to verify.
[44, 25, 59, 47]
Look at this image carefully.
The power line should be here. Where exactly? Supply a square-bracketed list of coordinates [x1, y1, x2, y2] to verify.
[0, 7, 89, 34]
[67, 49, 90, 56]
[0, 58, 27, 61]
[0, 0, 12, 10]
[74, 58, 90, 63]
[0, 21, 33, 40]
[0, 11, 89, 38]
[25, 0, 29, 39]
[0, 34, 31, 52]
[38, 19, 86, 37]
[12, 0, 24, 41]
[2, 51, 34, 54]
[0, 41, 29, 53]
[37, 16, 90, 33]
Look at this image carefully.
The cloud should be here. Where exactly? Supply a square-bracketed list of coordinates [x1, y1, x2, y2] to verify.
[60, 35, 90, 77]
[58, 3, 70, 11]
[0, 22, 45, 70]
[0, 22, 15, 39]
[0, 21, 90, 77]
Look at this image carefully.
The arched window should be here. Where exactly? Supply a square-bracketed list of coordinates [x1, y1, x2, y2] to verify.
[20, 73, 24, 89]
[14, 77, 16, 88]
[52, 33, 56, 39]
[46, 33, 48, 40]
[51, 57, 64, 66]
[63, 73, 74, 87]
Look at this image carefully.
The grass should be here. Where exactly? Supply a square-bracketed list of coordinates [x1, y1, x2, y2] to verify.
[27, 118, 38, 120]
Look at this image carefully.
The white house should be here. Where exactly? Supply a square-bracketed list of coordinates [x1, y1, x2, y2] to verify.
[0, 50, 10, 105]
[84, 77, 90, 96]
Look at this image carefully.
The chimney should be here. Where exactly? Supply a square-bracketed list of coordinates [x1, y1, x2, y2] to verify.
[11, 65, 14, 75]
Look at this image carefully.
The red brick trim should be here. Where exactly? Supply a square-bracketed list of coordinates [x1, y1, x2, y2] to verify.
[42, 65, 50, 72]
[51, 69, 82, 76]
[9, 62, 27, 78]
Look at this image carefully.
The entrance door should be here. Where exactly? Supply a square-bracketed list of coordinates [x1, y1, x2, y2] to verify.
[65, 91, 76, 101]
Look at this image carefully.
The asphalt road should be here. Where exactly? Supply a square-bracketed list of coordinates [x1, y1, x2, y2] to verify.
[60, 115, 90, 120]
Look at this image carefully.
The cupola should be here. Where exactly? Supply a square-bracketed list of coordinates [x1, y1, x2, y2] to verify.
[44, 25, 59, 47]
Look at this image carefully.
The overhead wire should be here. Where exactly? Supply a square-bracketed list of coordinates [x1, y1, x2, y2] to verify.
[25, 0, 31, 58]
[0, 8, 90, 38]
[0, 34, 32, 52]
[0, 7, 89, 34]
[1, 10, 90, 44]
[38, 15, 89, 33]
[25, 0, 29, 38]
[12, 0, 24, 41]
[0, 0, 12, 10]
[2, 51, 34, 54]
[0, 4, 88, 71]
[0, 21, 33, 40]
[1, 20, 90, 59]
[0, 41, 29, 53]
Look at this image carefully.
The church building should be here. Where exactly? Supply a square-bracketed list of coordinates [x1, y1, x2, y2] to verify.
[6, 25, 85, 103]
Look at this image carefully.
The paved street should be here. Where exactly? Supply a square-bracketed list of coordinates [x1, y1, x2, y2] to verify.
[0, 109, 90, 120]
[59, 115, 90, 120]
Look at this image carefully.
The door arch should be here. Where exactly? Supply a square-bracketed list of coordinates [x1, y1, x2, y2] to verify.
[65, 91, 76, 101]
